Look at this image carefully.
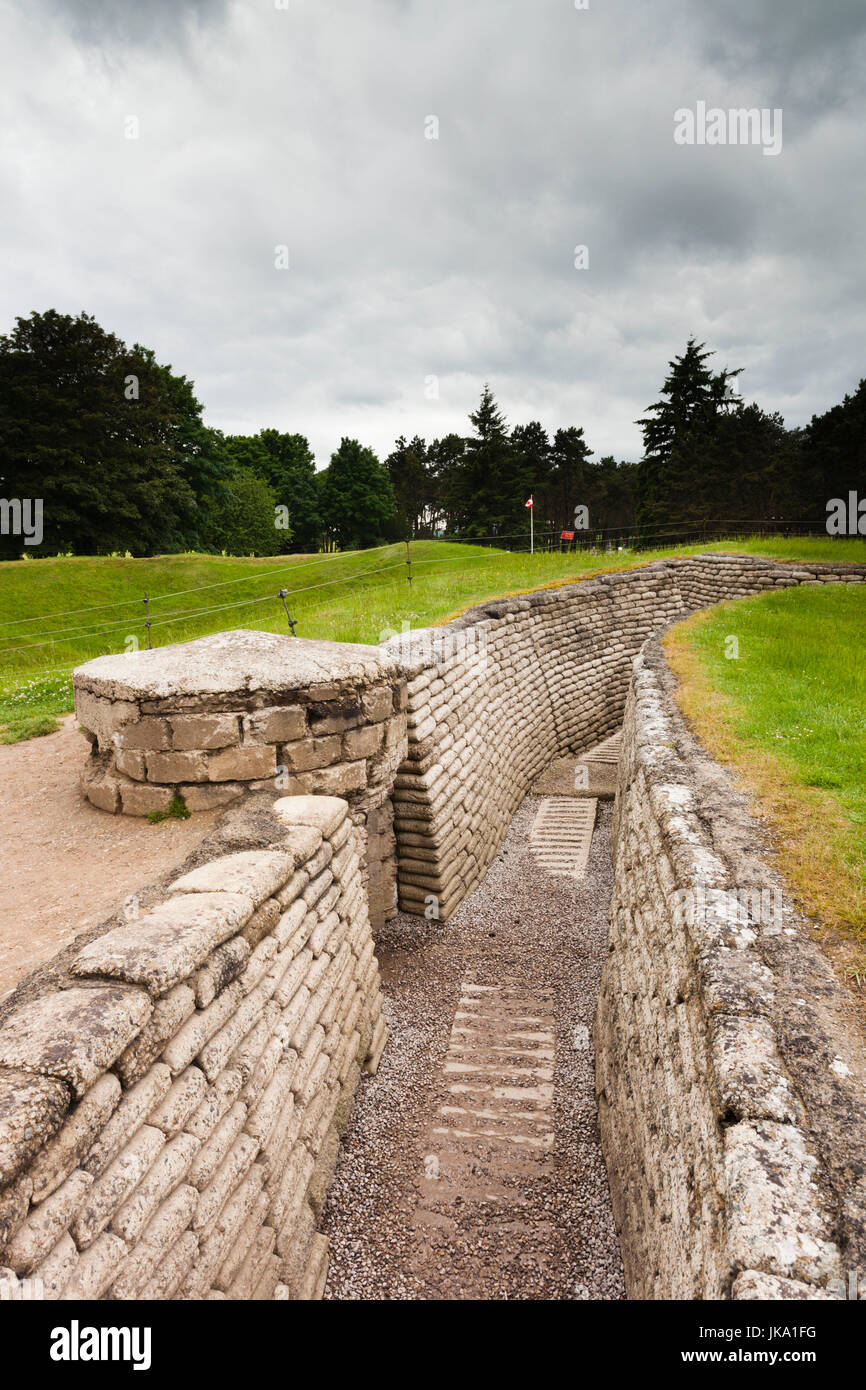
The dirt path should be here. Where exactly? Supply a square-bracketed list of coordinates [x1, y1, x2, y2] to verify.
[0, 716, 217, 1003]
[322, 794, 625, 1300]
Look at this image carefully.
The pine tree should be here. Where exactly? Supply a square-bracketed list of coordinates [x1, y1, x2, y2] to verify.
[464, 385, 514, 536]
[635, 337, 741, 536]
[511, 422, 551, 537]
[548, 426, 594, 533]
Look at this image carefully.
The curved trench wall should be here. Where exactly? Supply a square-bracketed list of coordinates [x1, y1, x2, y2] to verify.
[384, 553, 864, 921]
[598, 640, 866, 1300]
[0, 795, 387, 1300]
[2, 550, 864, 1302]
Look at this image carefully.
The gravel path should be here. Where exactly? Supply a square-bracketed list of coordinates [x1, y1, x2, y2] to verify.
[322, 795, 625, 1300]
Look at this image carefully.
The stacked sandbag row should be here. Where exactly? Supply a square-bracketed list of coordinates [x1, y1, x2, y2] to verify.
[386, 554, 865, 922]
[0, 795, 387, 1301]
[385, 612, 557, 919]
[596, 640, 850, 1300]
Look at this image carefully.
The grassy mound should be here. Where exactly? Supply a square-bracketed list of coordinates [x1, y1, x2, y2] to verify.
[1, 535, 864, 738]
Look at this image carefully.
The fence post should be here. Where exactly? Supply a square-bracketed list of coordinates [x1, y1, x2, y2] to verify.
[278, 589, 298, 636]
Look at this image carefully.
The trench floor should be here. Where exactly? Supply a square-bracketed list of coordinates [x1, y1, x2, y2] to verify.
[321, 794, 625, 1300]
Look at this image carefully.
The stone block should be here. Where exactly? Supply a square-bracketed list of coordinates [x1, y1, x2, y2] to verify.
[725, 1121, 842, 1285]
[206, 745, 277, 783]
[185, 1070, 243, 1142]
[147, 1067, 208, 1136]
[0, 988, 151, 1100]
[309, 702, 364, 736]
[188, 1102, 247, 1191]
[33, 1231, 78, 1300]
[83, 768, 121, 814]
[281, 735, 341, 772]
[361, 686, 394, 723]
[108, 1183, 198, 1300]
[72, 894, 254, 997]
[192, 937, 251, 1008]
[116, 717, 171, 752]
[83, 1065, 172, 1178]
[0, 1070, 70, 1188]
[115, 986, 195, 1087]
[27, 1073, 121, 1202]
[120, 781, 176, 816]
[169, 851, 293, 908]
[342, 724, 384, 760]
[240, 898, 280, 951]
[72, 1125, 165, 1248]
[139, 1228, 198, 1300]
[74, 688, 139, 752]
[60, 1230, 128, 1300]
[160, 983, 244, 1075]
[5, 1168, 93, 1277]
[243, 706, 307, 744]
[114, 749, 146, 781]
[110, 1133, 200, 1244]
[145, 750, 209, 783]
[733, 1270, 839, 1300]
[169, 713, 241, 751]
[179, 782, 244, 812]
[193, 1133, 259, 1232]
[0, 1173, 33, 1255]
[311, 762, 367, 797]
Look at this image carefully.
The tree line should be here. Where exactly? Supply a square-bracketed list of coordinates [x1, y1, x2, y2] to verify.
[0, 310, 861, 559]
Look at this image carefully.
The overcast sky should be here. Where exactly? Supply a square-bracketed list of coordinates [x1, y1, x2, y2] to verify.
[2, 0, 864, 467]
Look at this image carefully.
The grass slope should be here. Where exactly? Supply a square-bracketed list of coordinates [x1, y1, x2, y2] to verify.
[664, 584, 866, 955]
[1, 535, 864, 741]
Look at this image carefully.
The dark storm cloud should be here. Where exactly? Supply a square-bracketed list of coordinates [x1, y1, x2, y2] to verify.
[39, 0, 231, 48]
[689, 0, 866, 108]
[2, 0, 864, 465]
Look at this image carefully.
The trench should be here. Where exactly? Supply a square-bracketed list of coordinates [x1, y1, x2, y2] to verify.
[321, 769, 625, 1300]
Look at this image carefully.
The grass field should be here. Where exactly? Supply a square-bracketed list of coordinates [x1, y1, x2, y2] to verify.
[664, 585, 866, 956]
[1, 534, 864, 742]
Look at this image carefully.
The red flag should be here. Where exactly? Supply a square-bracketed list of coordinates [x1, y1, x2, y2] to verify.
[525, 496, 533, 508]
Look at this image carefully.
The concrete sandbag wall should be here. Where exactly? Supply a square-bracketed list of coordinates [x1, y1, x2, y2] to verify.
[0, 795, 387, 1300]
[386, 554, 864, 921]
[596, 640, 866, 1301]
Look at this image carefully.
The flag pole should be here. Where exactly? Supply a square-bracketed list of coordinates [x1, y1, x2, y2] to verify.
[531, 501, 534, 555]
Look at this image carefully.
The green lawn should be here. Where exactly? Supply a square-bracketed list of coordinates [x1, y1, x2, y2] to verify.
[665, 584, 866, 947]
[1, 535, 864, 741]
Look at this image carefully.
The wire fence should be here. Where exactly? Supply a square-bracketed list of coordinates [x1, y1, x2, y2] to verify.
[0, 521, 838, 688]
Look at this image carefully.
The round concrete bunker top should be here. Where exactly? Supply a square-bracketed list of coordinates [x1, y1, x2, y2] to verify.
[74, 628, 396, 701]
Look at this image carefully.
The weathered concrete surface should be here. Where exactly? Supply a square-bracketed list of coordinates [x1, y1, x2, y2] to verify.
[595, 637, 866, 1300]
[74, 629, 396, 702]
